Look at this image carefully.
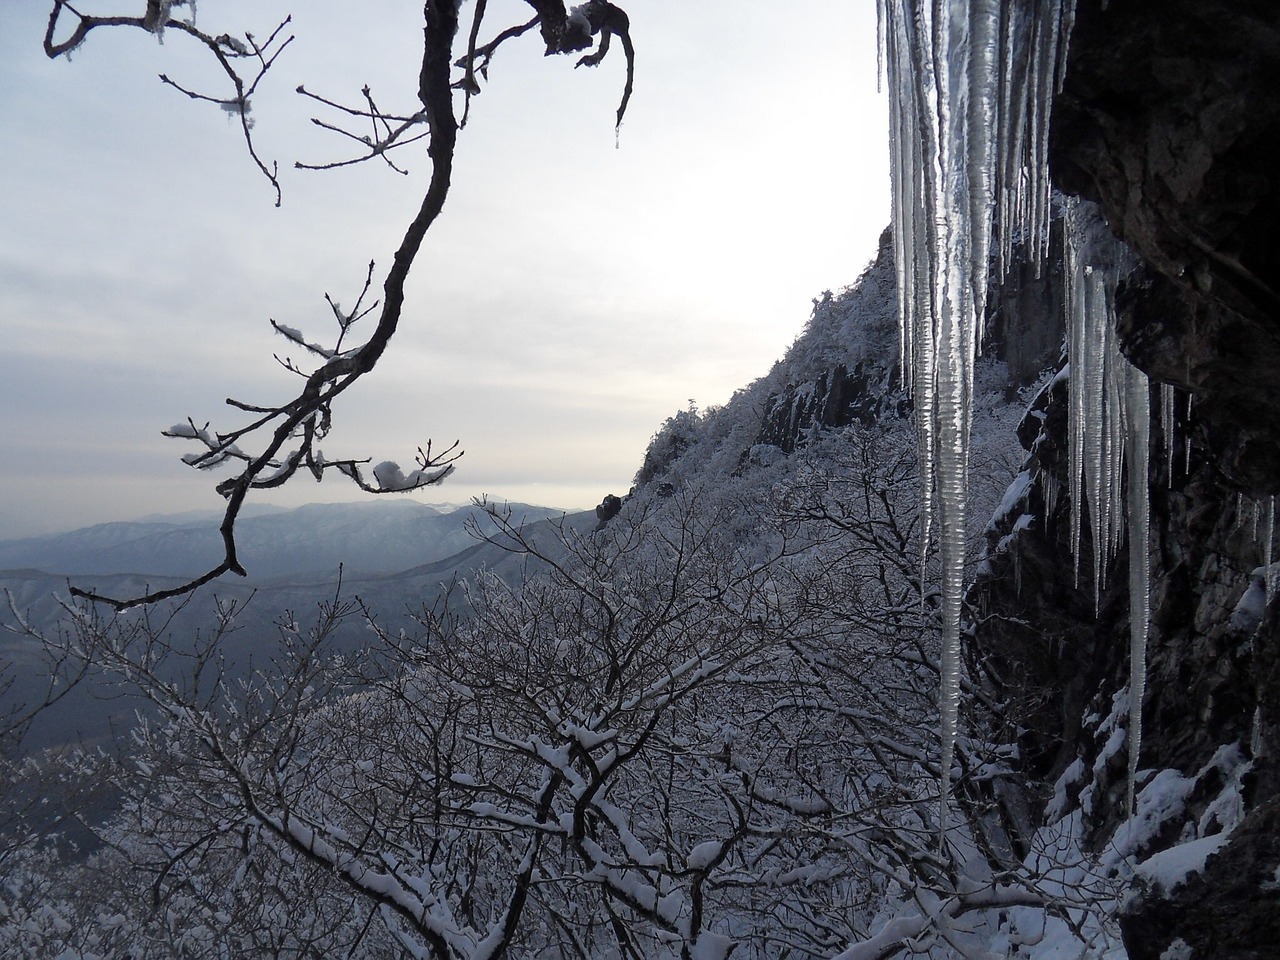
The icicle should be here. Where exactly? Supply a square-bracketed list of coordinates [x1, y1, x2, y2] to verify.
[1160, 382, 1175, 488]
[1267, 497, 1277, 605]
[1061, 198, 1153, 817]
[880, 0, 1077, 848]
[1083, 270, 1108, 608]
[1184, 393, 1194, 475]
[1043, 473, 1061, 520]
[1065, 241, 1086, 586]
[1063, 198, 1138, 607]
[1125, 366, 1150, 815]
[875, 0, 885, 95]
[1106, 310, 1128, 564]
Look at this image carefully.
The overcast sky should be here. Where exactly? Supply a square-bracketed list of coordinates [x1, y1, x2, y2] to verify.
[0, 1, 888, 538]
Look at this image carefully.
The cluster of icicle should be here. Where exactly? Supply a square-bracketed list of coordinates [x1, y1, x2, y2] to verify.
[1063, 197, 1150, 815]
[878, 0, 1077, 843]
[1236, 492, 1279, 604]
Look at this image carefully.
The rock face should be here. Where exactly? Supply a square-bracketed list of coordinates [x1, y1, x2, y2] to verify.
[976, 0, 1280, 955]
[986, 220, 1068, 392]
[755, 359, 902, 451]
[753, 228, 1064, 454]
[1123, 799, 1280, 960]
[753, 232, 904, 451]
[1051, 0, 1280, 491]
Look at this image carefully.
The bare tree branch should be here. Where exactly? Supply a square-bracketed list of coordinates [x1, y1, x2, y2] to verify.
[45, 1, 292, 205]
[45, 1, 636, 611]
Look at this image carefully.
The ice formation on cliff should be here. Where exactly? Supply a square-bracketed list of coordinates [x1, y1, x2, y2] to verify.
[880, 0, 1161, 824]
[879, 0, 1078, 837]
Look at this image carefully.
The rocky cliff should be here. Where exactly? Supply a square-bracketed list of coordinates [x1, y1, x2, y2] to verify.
[975, 2, 1280, 956]
[751, 228, 1063, 455]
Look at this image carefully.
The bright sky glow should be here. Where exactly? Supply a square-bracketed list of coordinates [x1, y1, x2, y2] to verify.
[0, 1, 888, 538]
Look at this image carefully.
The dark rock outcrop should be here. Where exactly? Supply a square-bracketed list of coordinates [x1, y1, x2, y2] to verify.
[1051, 0, 1280, 491]
[755, 361, 904, 453]
[595, 493, 622, 525]
[985, 220, 1068, 393]
[753, 227, 1065, 456]
[976, 0, 1280, 954]
[1122, 799, 1280, 960]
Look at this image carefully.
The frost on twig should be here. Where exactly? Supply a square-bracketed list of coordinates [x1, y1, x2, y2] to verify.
[71, 255, 462, 610]
[43, 0, 291, 205]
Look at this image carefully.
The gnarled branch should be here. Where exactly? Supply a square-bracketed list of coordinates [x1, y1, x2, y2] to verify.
[53, 0, 635, 610]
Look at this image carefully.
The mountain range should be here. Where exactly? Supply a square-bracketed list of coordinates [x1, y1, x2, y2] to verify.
[1, 501, 590, 753]
[0, 499, 565, 580]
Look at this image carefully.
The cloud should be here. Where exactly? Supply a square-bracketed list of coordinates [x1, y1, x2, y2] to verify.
[0, 0, 888, 537]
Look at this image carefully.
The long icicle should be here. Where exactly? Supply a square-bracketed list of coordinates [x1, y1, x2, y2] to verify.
[880, 0, 1076, 849]
[1125, 365, 1150, 814]
[1063, 197, 1152, 815]
[1161, 382, 1176, 488]
[1065, 199, 1135, 607]
[1267, 497, 1277, 605]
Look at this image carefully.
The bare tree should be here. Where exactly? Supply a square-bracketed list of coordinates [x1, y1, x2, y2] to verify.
[40, 0, 634, 610]
[1, 601, 95, 877]
[2, 442, 1125, 959]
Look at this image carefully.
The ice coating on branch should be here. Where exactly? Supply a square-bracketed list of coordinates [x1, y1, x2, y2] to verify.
[878, 0, 1076, 842]
[145, 0, 195, 42]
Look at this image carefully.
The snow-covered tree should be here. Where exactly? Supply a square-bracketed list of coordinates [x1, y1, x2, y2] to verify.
[3, 395, 1127, 958]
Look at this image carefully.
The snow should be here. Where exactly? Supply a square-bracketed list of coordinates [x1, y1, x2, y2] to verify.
[1160, 940, 1194, 960]
[987, 469, 1033, 531]
[1046, 756, 1085, 823]
[1104, 768, 1195, 867]
[371, 460, 455, 492]
[685, 840, 722, 871]
[1232, 568, 1269, 633]
[1134, 831, 1228, 895]
[167, 421, 204, 439]
[689, 932, 736, 960]
[271, 319, 336, 358]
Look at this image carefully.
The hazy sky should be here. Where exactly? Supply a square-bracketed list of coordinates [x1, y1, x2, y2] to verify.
[0, 1, 888, 538]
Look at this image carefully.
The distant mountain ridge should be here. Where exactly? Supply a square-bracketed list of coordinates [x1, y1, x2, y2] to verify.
[2, 504, 594, 755]
[0, 500, 564, 580]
